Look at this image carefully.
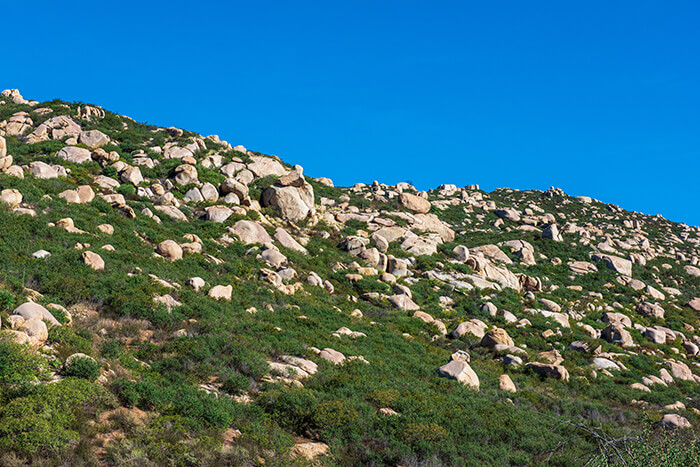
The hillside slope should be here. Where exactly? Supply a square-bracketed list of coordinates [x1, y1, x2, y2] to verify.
[0, 88, 699, 466]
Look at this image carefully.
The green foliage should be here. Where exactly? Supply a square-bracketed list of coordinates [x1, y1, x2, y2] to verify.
[0, 340, 47, 392]
[0, 378, 115, 455]
[0, 290, 15, 312]
[313, 399, 359, 433]
[63, 356, 101, 381]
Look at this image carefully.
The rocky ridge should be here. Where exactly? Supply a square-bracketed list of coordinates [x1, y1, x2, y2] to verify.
[0, 88, 699, 465]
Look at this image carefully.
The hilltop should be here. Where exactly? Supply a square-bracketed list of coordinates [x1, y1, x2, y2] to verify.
[0, 88, 699, 466]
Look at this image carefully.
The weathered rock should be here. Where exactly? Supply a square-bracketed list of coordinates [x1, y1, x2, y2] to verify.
[594, 254, 632, 276]
[499, 374, 517, 392]
[526, 362, 570, 382]
[154, 205, 188, 221]
[453, 245, 469, 262]
[471, 245, 512, 265]
[399, 192, 431, 213]
[174, 164, 198, 185]
[230, 220, 273, 245]
[666, 361, 694, 381]
[200, 182, 219, 202]
[290, 442, 330, 460]
[262, 184, 315, 222]
[412, 213, 455, 242]
[451, 320, 487, 339]
[602, 312, 632, 328]
[57, 146, 92, 164]
[438, 360, 480, 389]
[156, 240, 183, 261]
[592, 357, 620, 371]
[247, 156, 287, 177]
[319, 348, 346, 364]
[481, 328, 514, 348]
[274, 228, 308, 254]
[81, 251, 105, 270]
[659, 414, 692, 429]
[601, 325, 634, 347]
[221, 178, 249, 200]
[79, 130, 109, 148]
[59, 185, 94, 204]
[205, 206, 233, 223]
[542, 224, 563, 242]
[261, 249, 287, 268]
[687, 298, 700, 312]
[186, 277, 205, 291]
[29, 161, 59, 179]
[22, 319, 49, 345]
[13, 302, 60, 326]
[684, 265, 700, 277]
[0, 188, 22, 207]
[388, 294, 420, 311]
[569, 261, 598, 274]
[636, 302, 665, 319]
[495, 208, 520, 222]
[120, 166, 143, 185]
[208, 285, 232, 301]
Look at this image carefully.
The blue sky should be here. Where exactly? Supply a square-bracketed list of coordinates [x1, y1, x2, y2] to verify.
[5, 1, 700, 225]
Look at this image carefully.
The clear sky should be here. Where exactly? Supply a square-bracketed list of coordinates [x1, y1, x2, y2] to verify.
[4, 1, 700, 226]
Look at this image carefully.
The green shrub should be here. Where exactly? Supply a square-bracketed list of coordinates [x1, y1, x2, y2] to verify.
[220, 370, 249, 395]
[63, 356, 100, 381]
[0, 290, 15, 312]
[0, 340, 47, 389]
[313, 399, 358, 432]
[403, 422, 449, 445]
[116, 184, 136, 197]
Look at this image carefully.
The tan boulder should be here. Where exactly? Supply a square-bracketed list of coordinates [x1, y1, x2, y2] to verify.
[120, 166, 143, 185]
[319, 348, 346, 364]
[451, 319, 487, 339]
[81, 251, 105, 270]
[399, 192, 431, 213]
[230, 220, 273, 245]
[208, 285, 232, 301]
[481, 327, 514, 348]
[499, 374, 517, 393]
[601, 324, 634, 347]
[594, 254, 632, 276]
[0, 188, 22, 207]
[261, 184, 315, 222]
[247, 156, 287, 177]
[174, 164, 198, 185]
[97, 224, 114, 235]
[205, 206, 233, 223]
[526, 362, 570, 382]
[22, 319, 49, 345]
[659, 414, 692, 429]
[291, 442, 330, 460]
[636, 302, 665, 319]
[13, 302, 60, 325]
[274, 228, 308, 254]
[79, 129, 109, 148]
[438, 360, 480, 389]
[156, 240, 183, 261]
[57, 146, 92, 164]
[666, 361, 694, 381]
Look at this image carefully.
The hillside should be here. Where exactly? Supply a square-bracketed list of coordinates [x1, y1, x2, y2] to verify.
[0, 88, 699, 466]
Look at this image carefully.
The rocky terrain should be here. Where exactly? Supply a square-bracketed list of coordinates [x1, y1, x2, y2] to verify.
[0, 88, 699, 466]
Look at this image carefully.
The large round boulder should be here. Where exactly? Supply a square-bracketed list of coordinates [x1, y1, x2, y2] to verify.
[156, 240, 183, 261]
